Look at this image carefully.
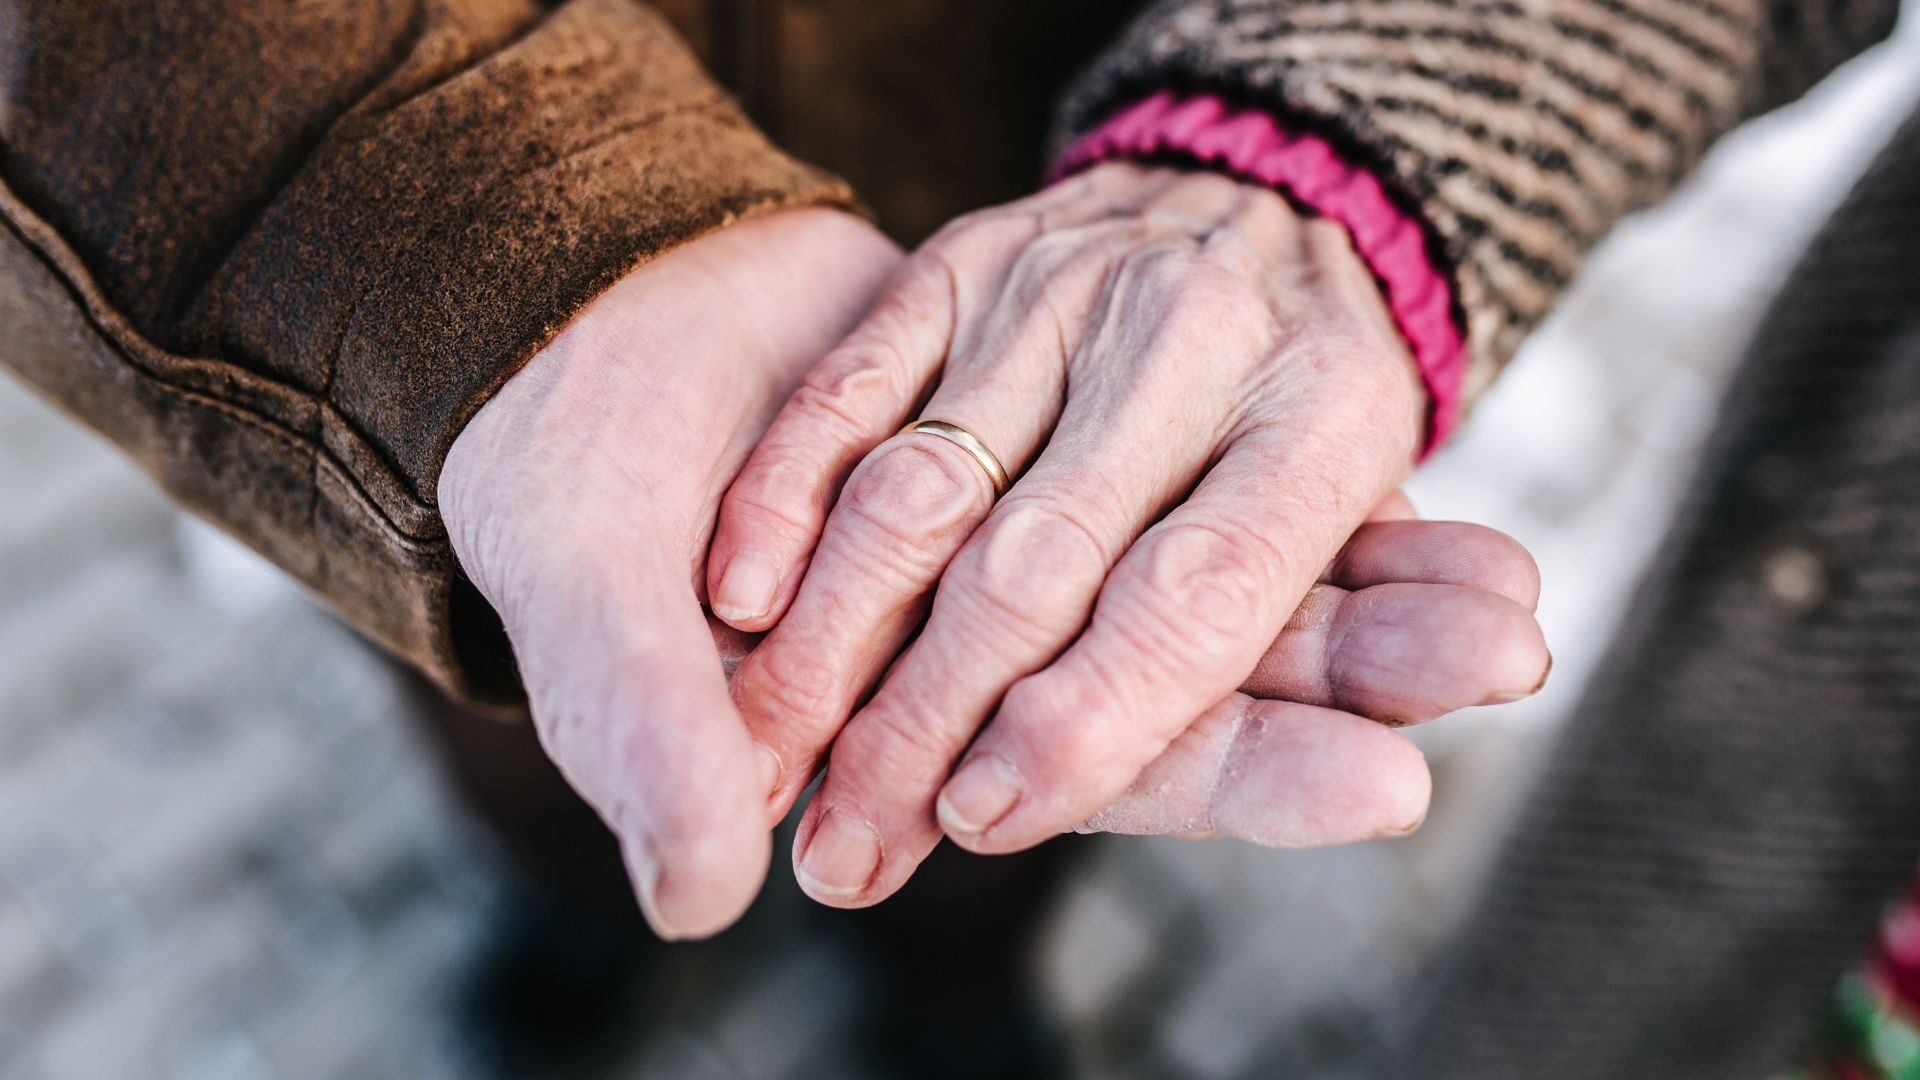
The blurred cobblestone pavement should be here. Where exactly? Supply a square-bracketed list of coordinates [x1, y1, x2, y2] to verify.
[3, 22, 1918, 1080]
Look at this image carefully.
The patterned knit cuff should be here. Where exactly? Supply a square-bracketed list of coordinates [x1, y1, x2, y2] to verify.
[1053, 90, 1468, 457]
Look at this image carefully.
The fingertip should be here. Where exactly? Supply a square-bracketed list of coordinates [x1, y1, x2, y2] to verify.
[710, 549, 789, 630]
[1367, 490, 1419, 522]
[1463, 592, 1551, 705]
[1208, 704, 1432, 847]
[1366, 728, 1433, 839]
[935, 752, 1025, 840]
[1459, 524, 1542, 613]
[1333, 520, 1542, 611]
[600, 655, 774, 940]
[1482, 643, 1554, 706]
[708, 456, 829, 631]
[1330, 584, 1548, 722]
[625, 812, 774, 941]
[791, 802, 887, 909]
[935, 674, 1122, 856]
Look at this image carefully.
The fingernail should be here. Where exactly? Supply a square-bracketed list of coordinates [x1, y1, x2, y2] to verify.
[1377, 808, 1428, 840]
[712, 553, 781, 623]
[1482, 653, 1554, 706]
[796, 807, 882, 900]
[937, 754, 1023, 836]
[755, 743, 783, 799]
[622, 834, 687, 941]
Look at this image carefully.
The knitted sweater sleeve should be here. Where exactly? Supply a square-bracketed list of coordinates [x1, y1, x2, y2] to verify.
[1059, 0, 1901, 414]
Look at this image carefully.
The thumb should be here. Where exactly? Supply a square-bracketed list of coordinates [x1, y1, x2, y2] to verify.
[510, 547, 773, 940]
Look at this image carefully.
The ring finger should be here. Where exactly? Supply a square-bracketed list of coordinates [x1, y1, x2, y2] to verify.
[787, 237, 1300, 903]
[727, 220, 1150, 813]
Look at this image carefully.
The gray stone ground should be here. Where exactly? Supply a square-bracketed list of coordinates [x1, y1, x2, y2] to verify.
[2, 22, 1917, 1080]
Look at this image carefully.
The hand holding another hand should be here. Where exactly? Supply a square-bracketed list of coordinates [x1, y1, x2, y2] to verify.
[440, 209, 905, 939]
[440, 178, 1547, 939]
[710, 165, 1550, 907]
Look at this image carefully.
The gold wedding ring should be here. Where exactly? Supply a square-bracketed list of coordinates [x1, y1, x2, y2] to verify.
[900, 419, 1010, 497]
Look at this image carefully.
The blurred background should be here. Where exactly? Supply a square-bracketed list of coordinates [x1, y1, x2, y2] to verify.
[2, 18, 1918, 1080]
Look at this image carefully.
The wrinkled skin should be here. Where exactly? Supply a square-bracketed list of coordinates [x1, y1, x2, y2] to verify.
[710, 167, 1548, 908]
[441, 204, 1549, 939]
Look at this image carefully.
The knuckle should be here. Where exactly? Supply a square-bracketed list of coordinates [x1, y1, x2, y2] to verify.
[1005, 224, 1112, 293]
[790, 343, 909, 436]
[1045, 715, 1121, 779]
[1304, 215, 1370, 272]
[999, 675, 1122, 776]
[947, 498, 1111, 648]
[1004, 231, 1143, 339]
[725, 450, 827, 539]
[838, 440, 989, 560]
[931, 209, 1043, 258]
[863, 259, 953, 345]
[1171, 267, 1274, 339]
[1117, 519, 1281, 661]
[1198, 224, 1268, 280]
[836, 701, 959, 794]
[749, 644, 844, 726]
[1167, 169, 1246, 206]
[1048, 163, 1119, 204]
[1113, 249, 1277, 361]
[1233, 183, 1296, 231]
[943, 577, 1060, 657]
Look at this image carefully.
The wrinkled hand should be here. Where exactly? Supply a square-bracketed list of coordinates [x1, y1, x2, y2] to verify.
[440, 209, 904, 939]
[1080, 496, 1547, 845]
[441, 204, 1545, 941]
[709, 165, 1552, 907]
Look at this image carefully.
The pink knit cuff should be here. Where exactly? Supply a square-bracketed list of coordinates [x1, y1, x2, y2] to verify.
[1053, 91, 1467, 456]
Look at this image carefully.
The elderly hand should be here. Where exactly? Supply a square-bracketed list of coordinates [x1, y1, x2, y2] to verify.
[439, 208, 904, 940]
[709, 163, 1550, 907]
[439, 198, 1544, 941]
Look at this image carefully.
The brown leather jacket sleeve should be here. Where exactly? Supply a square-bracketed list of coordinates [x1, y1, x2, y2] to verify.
[0, 0, 854, 705]
[1061, 0, 1900, 406]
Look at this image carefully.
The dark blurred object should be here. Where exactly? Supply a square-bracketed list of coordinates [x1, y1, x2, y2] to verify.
[1380, 102, 1920, 1080]
[456, 880, 662, 1077]
[843, 842, 1079, 1080]
[647, 0, 1144, 243]
[400, 673, 1080, 1078]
